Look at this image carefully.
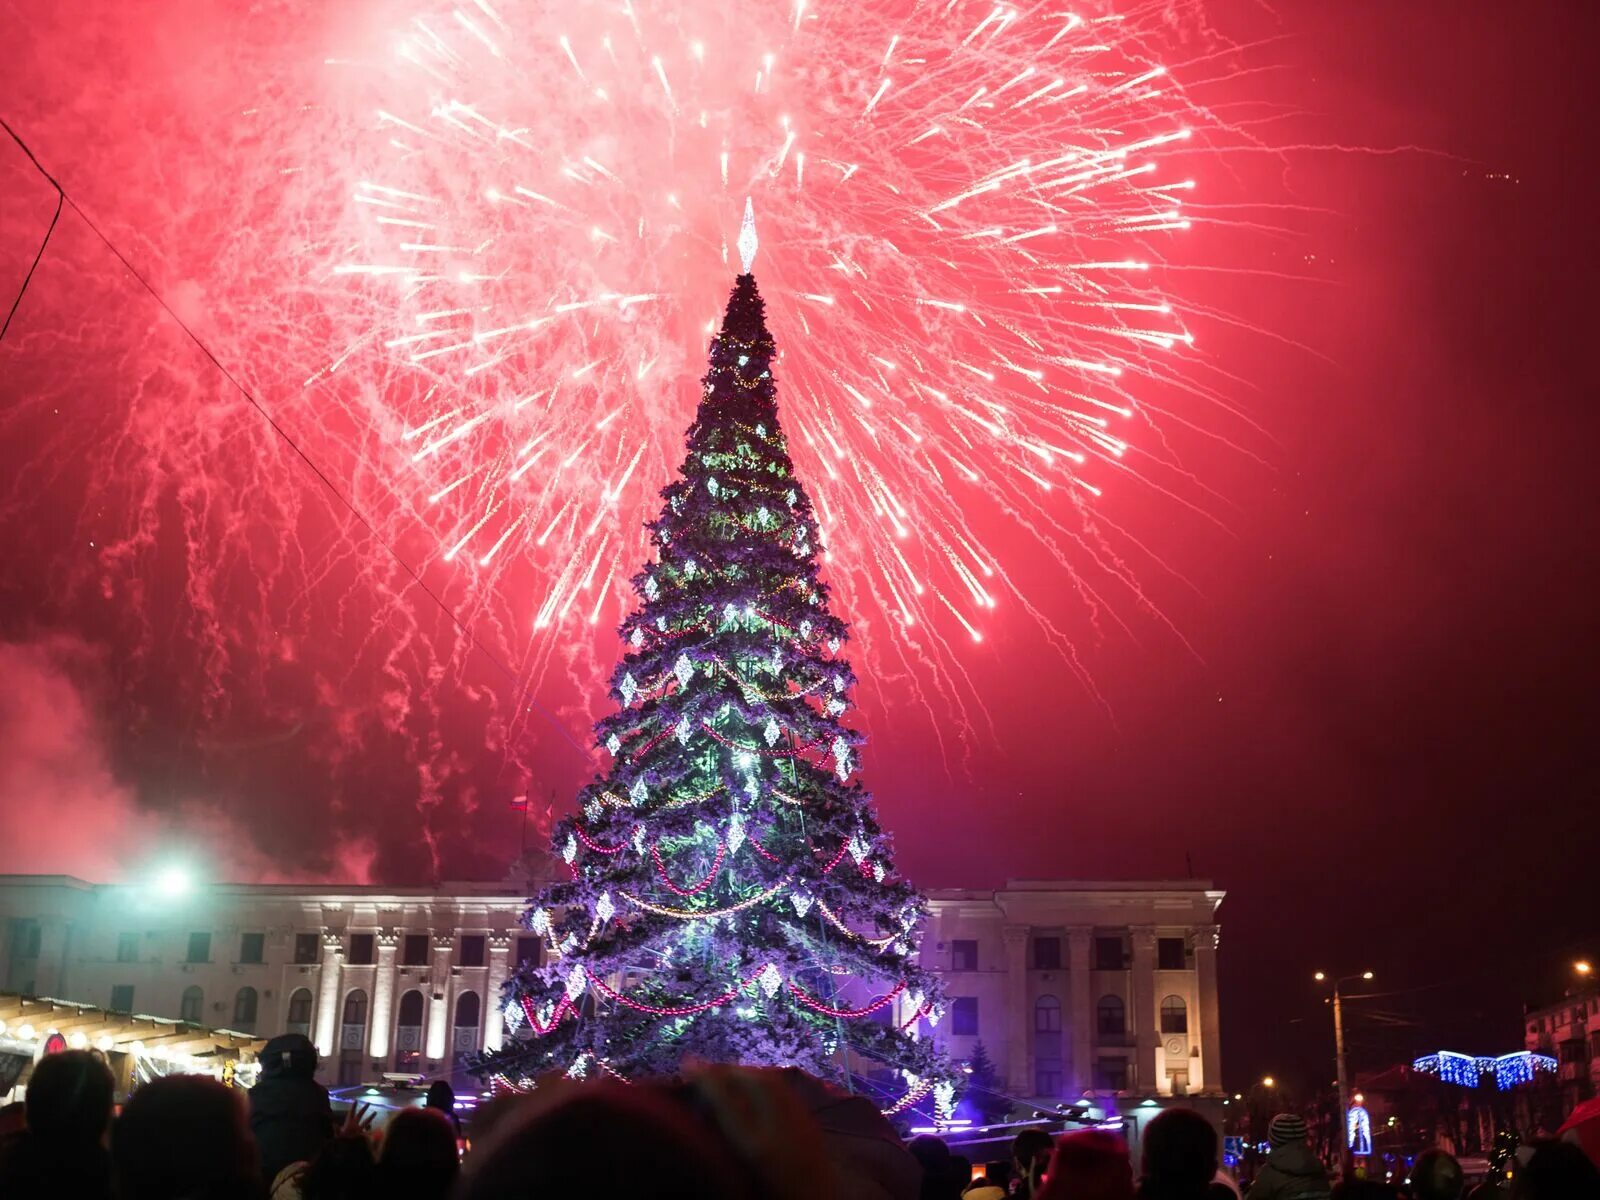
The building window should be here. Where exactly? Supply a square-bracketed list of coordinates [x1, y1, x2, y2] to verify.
[402, 934, 430, 966]
[115, 932, 138, 963]
[239, 932, 265, 964]
[339, 989, 368, 1085]
[1158, 938, 1187, 971]
[1036, 1067, 1064, 1097]
[454, 990, 481, 1052]
[110, 984, 135, 1014]
[1095, 1057, 1129, 1092]
[1033, 937, 1062, 970]
[516, 935, 541, 967]
[952, 997, 980, 1036]
[1161, 995, 1188, 1034]
[233, 987, 259, 1031]
[1035, 995, 1063, 1034]
[186, 932, 212, 963]
[951, 940, 978, 972]
[287, 987, 314, 1035]
[396, 989, 425, 1070]
[180, 986, 204, 1024]
[348, 933, 375, 965]
[460, 935, 486, 967]
[16, 921, 42, 959]
[1589, 1031, 1600, 1058]
[293, 933, 320, 964]
[1097, 995, 1126, 1038]
[1094, 936, 1127, 970]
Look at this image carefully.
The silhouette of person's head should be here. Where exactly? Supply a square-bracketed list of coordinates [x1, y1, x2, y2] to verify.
[113, 1075, 261, 1200]
[378, 1106, 458, 1198]
[24, 1050, 114, 1144]
[1141, 1108, 1219, 1194]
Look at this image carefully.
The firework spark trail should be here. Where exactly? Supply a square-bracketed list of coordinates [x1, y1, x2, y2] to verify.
[0, 0, 1249, 877]
[308, 0, 1217, 741]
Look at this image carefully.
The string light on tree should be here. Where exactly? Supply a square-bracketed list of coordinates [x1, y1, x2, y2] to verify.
[473, 230, 957, 1115]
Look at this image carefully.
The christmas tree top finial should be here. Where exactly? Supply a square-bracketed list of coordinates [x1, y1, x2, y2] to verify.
[737, 196, 758, 274]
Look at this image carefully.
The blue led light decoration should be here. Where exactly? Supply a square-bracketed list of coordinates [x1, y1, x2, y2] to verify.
[1411, 1050, 1557, 1091]
[1347, 1104, 1373, 1156]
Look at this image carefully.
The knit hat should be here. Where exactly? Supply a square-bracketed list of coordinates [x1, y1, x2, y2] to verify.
[1268, 1113, 1308, 1147]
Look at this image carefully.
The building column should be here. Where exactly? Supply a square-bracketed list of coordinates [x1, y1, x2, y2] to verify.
[426, 934, 455, 1064]
[1194, 924, 1223, 1094]
[314, 931, 344, 1058]
[369, 931, 399, 1060]
[483, 934, 512, 1051]
[1130, 925, 1159, 1094]
[1003, 924, 1031, 1093]
[1068, 925, 1094, 1096]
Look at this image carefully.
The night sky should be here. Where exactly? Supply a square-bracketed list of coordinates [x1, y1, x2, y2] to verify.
[2, 0, 1597, 1096]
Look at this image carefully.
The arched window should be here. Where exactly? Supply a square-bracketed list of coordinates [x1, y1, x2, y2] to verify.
[454, 991, 481, 1028]
[1034, 995, 1062, 1033]
[1160, 995, 1188, 1035]
[398, 989, 425, 1026]
[396, 989, 426, 1069]
[1097, 995, 1125, 1038]
[180, 986, 203, 1024]
[287, 987, 314, 1034]
[233, 986, 258, 1030]
[342, 989, 368, 1027]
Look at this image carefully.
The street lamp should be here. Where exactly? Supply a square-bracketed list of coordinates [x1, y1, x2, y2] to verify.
[1576, 960, 1593, 978]
[1316, 971, 1374, 1182]
[1262, 1076, 1276, 1089]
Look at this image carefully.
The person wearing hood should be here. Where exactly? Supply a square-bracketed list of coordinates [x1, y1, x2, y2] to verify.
[1246, 1115, 1332, 1200]
[248, 1032, 334, 1187]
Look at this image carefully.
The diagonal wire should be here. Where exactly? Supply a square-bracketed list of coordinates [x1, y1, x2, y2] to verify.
[0, 114, 591, 763]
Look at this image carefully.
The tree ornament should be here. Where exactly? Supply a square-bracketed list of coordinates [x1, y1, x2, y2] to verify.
[628, 778, 648, 805]
[632, 824, 647, 854]
[707, 477, 719, 497]
[562, 834, 577, 864]
[620, 672, 638, 706]
[675, 716, 692, 745]
[737, 195, 759, 272]
[566, 965, 587, 999]
[727, 812, 746, 854]
[531, 908, 550, 935]
[630, 627, 645, 647]
[847, 830, 869, 864]
[674, 653, 695, 688]
[793, 890, 814, 918]
[595, 891, 616, 923]
[763, 718, 781, 747]
[644, 575, 659, 601]
[758, 963, 783, 999]
[606, 734, 622, 755]
[684, 559, 698, 578]
[828, 638, 841, 655]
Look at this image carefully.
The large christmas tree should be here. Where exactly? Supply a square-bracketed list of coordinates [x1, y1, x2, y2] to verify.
[476, 208, 956, 1113]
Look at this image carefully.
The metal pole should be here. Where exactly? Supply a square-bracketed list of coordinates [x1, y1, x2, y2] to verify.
[1333, 985, 1353, 1181]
